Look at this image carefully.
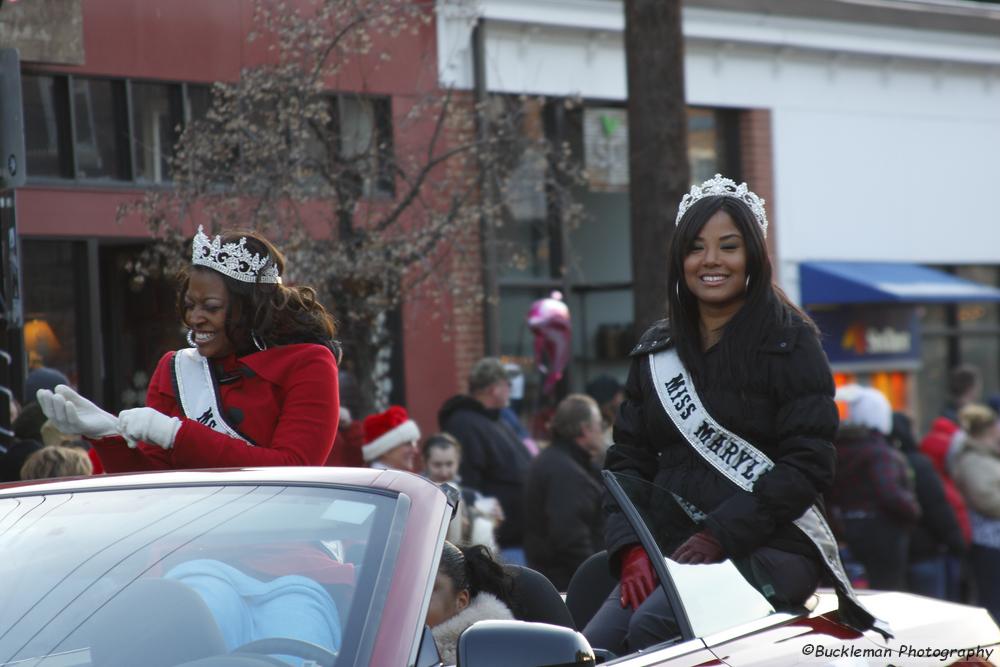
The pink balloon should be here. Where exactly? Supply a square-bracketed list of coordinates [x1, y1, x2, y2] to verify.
[527, 292, 572, 394]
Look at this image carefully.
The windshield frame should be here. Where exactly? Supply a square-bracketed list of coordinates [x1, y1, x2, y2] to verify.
[602, 470, 696, 641]
[0, 479, 412, 667]
[602, 469, 802, 649]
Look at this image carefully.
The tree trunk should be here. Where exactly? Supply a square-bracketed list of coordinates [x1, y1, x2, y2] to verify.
[625, 0, 689, 333]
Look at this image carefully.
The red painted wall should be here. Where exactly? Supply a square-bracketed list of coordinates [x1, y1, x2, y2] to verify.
[18, 0, 467, 429]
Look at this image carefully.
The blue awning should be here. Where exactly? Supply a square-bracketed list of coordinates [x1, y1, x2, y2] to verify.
[800, 261, 1000, 304]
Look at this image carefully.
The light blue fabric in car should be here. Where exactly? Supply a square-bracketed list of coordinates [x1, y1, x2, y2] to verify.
[165, 558, 341, 660]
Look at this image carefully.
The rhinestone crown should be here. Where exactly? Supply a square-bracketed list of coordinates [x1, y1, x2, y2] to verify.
[675, 173, 768, 238]
[192, 226, 282, 284]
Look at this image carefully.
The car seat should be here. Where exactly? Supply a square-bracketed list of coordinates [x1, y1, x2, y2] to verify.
[87, 578, 228, 667]
[565, 550, 616, 630]
[503, 564, 575, 629]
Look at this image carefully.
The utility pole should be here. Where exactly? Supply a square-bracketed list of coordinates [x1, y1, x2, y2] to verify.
[0, 47, 27, 448]
[624, 0, 690, 332]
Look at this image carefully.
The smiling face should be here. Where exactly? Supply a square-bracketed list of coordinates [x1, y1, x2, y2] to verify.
[682, 209, 748, 315]
[378, 440, 417, 471]
[183, 268, 236, 359]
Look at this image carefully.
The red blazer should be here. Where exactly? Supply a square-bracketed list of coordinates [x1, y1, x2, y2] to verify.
[92, 344, 339, 472]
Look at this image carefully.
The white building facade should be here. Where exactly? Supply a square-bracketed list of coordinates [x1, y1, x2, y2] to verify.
[437, 0, 1000, 427]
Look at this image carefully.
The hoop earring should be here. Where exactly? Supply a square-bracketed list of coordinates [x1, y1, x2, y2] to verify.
[745, 274, 751, 291]
[251, 330, 268, 352]
[675, 282, 681, 298]
[186, 330, 197, 348]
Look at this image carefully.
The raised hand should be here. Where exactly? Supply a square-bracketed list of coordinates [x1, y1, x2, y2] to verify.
[37, 385, 119, 439]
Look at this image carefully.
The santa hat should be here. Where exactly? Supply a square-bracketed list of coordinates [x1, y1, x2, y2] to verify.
[362, 406, 421, 463]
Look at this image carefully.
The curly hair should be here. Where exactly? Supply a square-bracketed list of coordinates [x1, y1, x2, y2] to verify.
[177, 230, 337, 356]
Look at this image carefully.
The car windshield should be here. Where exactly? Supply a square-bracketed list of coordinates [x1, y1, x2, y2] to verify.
[0, 483, 401, 667]
[605, 471, 782, 640]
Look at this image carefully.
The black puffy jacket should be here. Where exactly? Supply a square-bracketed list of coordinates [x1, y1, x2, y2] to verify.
[439, 395, 532, 547]
[603, 318, 839, 575]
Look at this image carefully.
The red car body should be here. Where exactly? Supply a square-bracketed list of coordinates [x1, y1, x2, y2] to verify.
[1, 468, 997, 667]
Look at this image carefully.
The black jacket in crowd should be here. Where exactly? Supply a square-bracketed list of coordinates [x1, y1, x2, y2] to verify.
[439, 395, 532, 548]
[904, 449, 967, 560]
[523, 437, 605, 591]
[603, 318, 839, 576]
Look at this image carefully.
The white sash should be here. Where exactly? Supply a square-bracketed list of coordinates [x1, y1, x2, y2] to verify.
[649, 347, 891, 639]
[173, 348, 253, 445]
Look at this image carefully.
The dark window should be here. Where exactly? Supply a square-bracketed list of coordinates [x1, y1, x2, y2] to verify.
[131, 82, 183, 183]
[21, 241, 86, 388]
[337, 95, 395, 198]
[184, 84, 212, 124]
[495, 98, 737, 429]
[21, 74, 73, 179]
[72, 78, 130, 180]
[917, 266, 1000, 432]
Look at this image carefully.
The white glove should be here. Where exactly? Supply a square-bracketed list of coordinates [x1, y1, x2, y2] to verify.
[117, 407, 183, 450]
[36, 385, 119, 439]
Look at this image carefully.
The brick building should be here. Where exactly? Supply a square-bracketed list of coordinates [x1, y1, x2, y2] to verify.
[4, 0, 1000, 437]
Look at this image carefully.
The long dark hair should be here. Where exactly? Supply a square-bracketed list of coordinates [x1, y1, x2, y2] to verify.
[665, 195, 815, 389]
[178, 230, 338, 356]
[438, 541, 512, 606]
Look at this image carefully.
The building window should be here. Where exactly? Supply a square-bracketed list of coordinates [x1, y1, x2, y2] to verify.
[131, 82, 183, 183]
[21, 73, 394, 200]
[21, 241, 85, 388]
[336, 95, 395, 198]
[917, 266, 1000, 432]
[71, 78, 131, 180]
[493, 98, 736, 434]
[496, 99, 735, 376]
[184, 83, 212, 123]
[21, 74, 73, 179]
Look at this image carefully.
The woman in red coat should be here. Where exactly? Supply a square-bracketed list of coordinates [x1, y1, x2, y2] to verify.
[36, 226, 340, 471]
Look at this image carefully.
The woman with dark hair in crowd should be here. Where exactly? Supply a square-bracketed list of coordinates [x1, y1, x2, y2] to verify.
[37, 226, 340, 470]
[583, 175, 885, 656]
[427, 541, 514, 664]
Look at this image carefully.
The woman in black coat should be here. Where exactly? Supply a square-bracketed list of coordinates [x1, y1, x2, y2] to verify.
[891, 412, 967, 598]
[583, 175, 879, 656]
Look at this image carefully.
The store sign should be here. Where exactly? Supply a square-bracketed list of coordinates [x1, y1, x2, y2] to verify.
[583, 107, 629, 191]
[809, 305, 920, 367]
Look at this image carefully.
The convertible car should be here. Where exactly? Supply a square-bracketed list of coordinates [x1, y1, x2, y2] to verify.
[1, 467, 997, 667]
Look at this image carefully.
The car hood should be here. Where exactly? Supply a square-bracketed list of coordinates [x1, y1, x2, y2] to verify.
[708, 590, 1000, 667]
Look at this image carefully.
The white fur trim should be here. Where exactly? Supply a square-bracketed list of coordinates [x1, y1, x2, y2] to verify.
[362, 419, 420, 462]
[431, 592, 514, 665]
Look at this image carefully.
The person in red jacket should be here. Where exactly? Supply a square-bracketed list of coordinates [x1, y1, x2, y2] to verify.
[36, 226, 340, 471]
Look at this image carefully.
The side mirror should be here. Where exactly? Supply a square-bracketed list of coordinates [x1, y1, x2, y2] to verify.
[457, 620, 595, 666]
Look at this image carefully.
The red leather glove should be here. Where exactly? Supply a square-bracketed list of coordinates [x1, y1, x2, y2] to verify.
[619, 544, 657, 610]
[670, 530, 725, 565]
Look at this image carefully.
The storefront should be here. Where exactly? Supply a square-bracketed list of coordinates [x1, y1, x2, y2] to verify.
[801, 261, 1000, 431]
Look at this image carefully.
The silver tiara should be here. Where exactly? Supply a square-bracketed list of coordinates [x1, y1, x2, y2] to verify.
[675, 173, 768, 238]
[192, 226, 282, 284]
